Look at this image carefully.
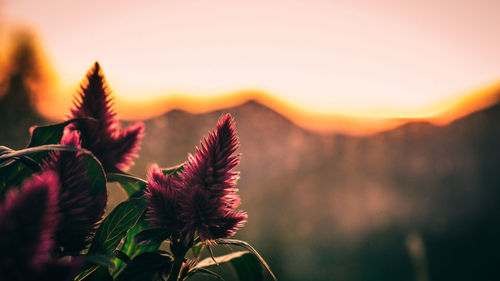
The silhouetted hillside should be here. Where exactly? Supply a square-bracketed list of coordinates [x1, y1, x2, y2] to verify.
[130, 98, 500, 281]
[0, 31, 48, 148]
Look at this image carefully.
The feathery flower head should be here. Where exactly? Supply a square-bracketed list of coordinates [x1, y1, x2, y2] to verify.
[43, 129, 107, 253]
[179, 113, 247, 241]
[0, 170, 60, 278]
[182, 113, 240, 194]
[68, 62, 144, 172]
[180, 186, 247, 241]
[145, 164, 184, 234]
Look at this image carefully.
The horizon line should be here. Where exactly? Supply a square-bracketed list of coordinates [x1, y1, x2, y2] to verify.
[58, 81, 500, 136]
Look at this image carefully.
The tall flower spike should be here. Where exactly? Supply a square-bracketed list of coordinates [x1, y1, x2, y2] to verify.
[179, 113, 247, 241]
[68, 62, 144, 172]
[145, 164, 184, 235]
[0, 171, 60, 279]
[43, 129, 107, 254]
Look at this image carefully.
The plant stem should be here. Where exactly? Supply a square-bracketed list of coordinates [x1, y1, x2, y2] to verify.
[167, 258, 184, 281]
[167, 237, 192, 281]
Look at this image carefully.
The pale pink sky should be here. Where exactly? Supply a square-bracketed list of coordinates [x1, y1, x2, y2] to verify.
[2, 0, 500, 117]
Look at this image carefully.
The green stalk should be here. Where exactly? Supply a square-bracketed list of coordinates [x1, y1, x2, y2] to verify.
[167, 236, 193, 281]
[167, 257, 184, 281]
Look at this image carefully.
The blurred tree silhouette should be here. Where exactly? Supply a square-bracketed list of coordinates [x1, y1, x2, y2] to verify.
[0, 30, 47, 148]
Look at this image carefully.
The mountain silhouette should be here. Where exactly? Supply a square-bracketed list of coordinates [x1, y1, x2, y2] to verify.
[0, 30, 48, 149]
[129, 97, 500, 281]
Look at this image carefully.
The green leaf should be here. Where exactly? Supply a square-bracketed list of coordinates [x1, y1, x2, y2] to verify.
[75, 265, 113, 281]
[107, 172, 147, 197]
[78, 153, 107, 196]
[27, 118, 96, 162]
[217, 239, 277, 281]
[113, 250, 131, 264]
[112, 213, 160, 276]
[0, 145, 105, 198]
[0, 145, 85, 194]
[115, 252, 173, 281]
[0, 160, 35, 197]
[134, 228, 171, 247]
[161, 163, 185, 177]
[195, 251, 262, 281]
[229, 252, 263, 281]
[83, 253, 116, 269]
[0, 146, 39, 171]
[28, 117, 96, 147]
[89, 197, 147, 255]
[191, 242, 204, 259]
[0, 144, 88, 163]
[106, 164, 184, 197]
[0, 146, 11, 156]
[28, 120, 69, 148]
[186, 267, 225, 281]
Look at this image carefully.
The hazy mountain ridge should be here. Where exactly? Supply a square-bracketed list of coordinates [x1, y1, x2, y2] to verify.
[130, 98, 500, 281]
[133, 99, 500, 230]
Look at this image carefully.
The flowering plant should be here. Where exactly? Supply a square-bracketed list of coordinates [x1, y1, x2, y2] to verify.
[0, 63, 276, 281]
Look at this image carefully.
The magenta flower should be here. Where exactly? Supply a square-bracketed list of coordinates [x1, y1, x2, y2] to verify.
[68, 62, 144, 172]
[179, 113, 247, 241]
[145, 114, 247, 242]
[145, 164, 184, 235]
[43, 129, 107, 254]
[180, 187, 247, 241]
[0, 171, 60, 279]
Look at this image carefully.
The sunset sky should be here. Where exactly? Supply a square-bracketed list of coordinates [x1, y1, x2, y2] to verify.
[2, 0, 500, 133]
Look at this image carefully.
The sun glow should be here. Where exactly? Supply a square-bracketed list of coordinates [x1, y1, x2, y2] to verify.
[3, 0, 500, 135]
[33, 78, 500, 136]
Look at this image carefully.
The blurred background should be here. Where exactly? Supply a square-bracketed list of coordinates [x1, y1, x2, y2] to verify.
[1, 1, 500, 280]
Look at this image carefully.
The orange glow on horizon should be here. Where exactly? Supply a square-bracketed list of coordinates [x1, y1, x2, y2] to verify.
[2, 20, 499, 136]
[36, 80, 500, 136]
[4, 0, 500, 136]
